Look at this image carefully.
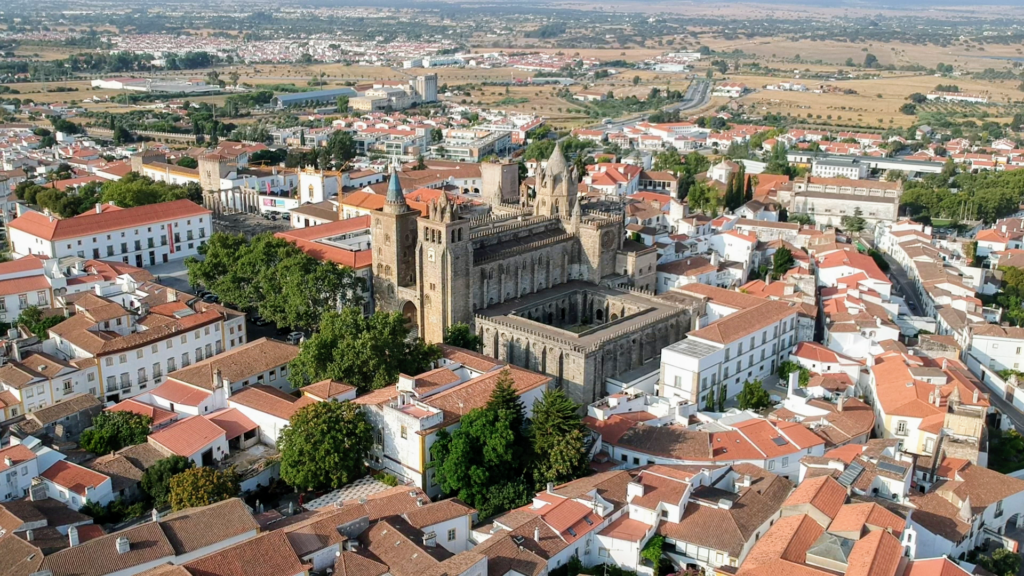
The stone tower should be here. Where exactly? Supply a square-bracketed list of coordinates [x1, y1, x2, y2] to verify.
[480, 161, 519, 207]
[198, 153, 232, 193]
[370, 168, 420, 314]
[417, 192, 473, 343]
[534, 142, 576, 218]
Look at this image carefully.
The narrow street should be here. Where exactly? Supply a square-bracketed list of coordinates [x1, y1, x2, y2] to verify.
[882, 253, 924, 314]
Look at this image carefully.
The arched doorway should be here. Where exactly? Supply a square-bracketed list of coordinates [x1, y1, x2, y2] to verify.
[401, 301, 418, 334]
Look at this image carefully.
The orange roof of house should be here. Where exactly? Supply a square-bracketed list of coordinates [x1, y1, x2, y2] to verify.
[783, 475, 846, 520]
[40, 460, 108, 496]
[148, 415, 226, 457]
[150, 379, 213, 407]
[9, 200, 210, 241]
[106, 398, 179, 427]
[205, 408, 258, 441]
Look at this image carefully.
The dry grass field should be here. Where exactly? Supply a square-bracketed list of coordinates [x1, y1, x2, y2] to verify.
[733, 72, 1020, 130]
[698, 36, 1024, 72]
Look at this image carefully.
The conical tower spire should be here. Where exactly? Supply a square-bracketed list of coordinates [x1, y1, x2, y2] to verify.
[384, 167, 407, 213]
[546, 141, 567, 176]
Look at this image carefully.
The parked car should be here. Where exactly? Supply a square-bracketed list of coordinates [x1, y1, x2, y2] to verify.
[202, 294, 219, 303]
[286, 331, 304, 345]
[251, 315, 269, 326]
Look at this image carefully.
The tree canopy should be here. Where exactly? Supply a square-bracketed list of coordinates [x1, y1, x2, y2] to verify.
[769, 246, 795, 280]
[443, 323, 483, 352]
[167, 467, 240, 511]
[430, 371, 591, 518]
[80, 411, 152, 455]
[736, 379, 773, 411]
[686, 180, 719, 215]
[186, 233, 364, 331]
[278, 400, 373, 491]
[430, 370, 532, 518]
[288, 307, 440, 391]
[141, 456, 194, 507]
[901, 168, 1024, 224]
[530, 389, 592, 487]
[15, 306, 64, 338]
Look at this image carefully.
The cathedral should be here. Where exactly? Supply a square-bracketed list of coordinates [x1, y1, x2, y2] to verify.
[370, 143, 690, 404]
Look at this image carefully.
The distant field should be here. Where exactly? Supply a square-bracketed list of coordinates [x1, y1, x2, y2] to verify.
[733, 72, 1023, 130]
[699, 36, 1024, 72]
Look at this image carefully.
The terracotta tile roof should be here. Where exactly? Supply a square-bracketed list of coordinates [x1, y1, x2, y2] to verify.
[9, 200, 210, 241]
[0, 498, 91, 531]
[148, 415, 225, 457]
[688, 300, 797, 345]
[40, 460, 109, 496]
[0, 444, 37, 473]
[277, 508, 355, 558]
[41, 521, 175, 576]
[903, 558, 971, 576]
[471, 532, 546, 576]
[117, 442, 169, 471]
[906, 491, 971, 542]
[88, 454, 144, 494]
[845, 529, 903, 576]
[659, 464, 793, 556]
[150, 380, 213, 407]
[168, 338, 298, 391]
[782, 476, 846, 521]
[183, 531, 305, 576]
[106, 398, 179, 427]
[334, 551, 388, 576]
[0, 533, 44, 576]
[585, 416, 712, 460]
[206, 408, 258, 441]
[344, 487, 430, 521]
[672, 284, 766, 310]
[302, 379, 355, 401]
[359, 517, 451, 576]
[945, 461, 1024, 512]
[351, 385, 400, 406]
[160, 498, 259, 555]
[739, 513, 824, 574]
[827, 502, 905, 537]
[421, 366, 550, 431]
[0, 274, 50, 297]
[403, 498, 475, 529]
[438, 344, 501, 372]
[228, 385, 306, 421]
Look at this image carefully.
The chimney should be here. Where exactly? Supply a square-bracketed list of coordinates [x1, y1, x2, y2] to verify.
[836, 395, 845, 412]
[151, 508, 160, 523]
[68, 525, 79, 547]
[534, 526, 541, 542]
[740, 474, 752, 488]
[422, 532, 436, 548]
[115, 536, 130, 554]
[26, 530, 33, 542]
[973, 389, 979, 404]
[546, 482, 554, 495]
[787, 371, 799, 397]
[3, 457, 11, 467]
[935, 391, 941, 407]
[214, 368, 225, 394]
[928, 390, 935, 405]
[94, 203, 102, 214]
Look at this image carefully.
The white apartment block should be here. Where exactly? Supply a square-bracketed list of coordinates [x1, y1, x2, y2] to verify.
[47, 285, 246, 403]
[8, 200, 212, 268]
[966, 325, 1024, 374]
[810, 158, 869, 180]
[660, 300, 800, 405]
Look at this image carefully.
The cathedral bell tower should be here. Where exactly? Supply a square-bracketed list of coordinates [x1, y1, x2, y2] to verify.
[370, 167, 420, 314]
[417, 192, 472, 344]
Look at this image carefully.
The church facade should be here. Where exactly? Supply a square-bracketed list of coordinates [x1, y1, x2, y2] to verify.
[371, 144, 690, 404]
